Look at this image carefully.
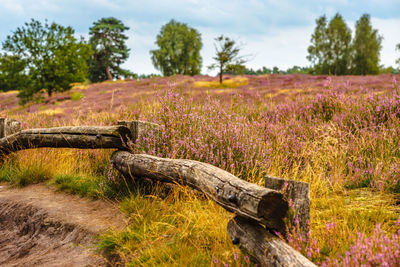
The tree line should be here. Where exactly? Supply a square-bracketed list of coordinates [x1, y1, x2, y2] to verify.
[0, 14, 399, 103]
[0, 17, 244, 103]
[231, 13, 400, 76]
[308, 13, 383, 75]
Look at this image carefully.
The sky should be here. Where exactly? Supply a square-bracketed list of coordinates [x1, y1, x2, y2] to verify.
[0, 0, 399, 75]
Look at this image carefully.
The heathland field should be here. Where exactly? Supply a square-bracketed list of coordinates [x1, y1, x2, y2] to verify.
[1, 74, 400, 266]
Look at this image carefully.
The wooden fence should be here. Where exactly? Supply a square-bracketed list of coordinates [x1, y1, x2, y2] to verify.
[0, 118, 315, 267]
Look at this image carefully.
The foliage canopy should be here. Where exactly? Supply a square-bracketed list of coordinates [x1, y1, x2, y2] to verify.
[2, 19, 91, 103]
[307, 13, 352, 75]
[307, 13, 384, 75]
[150, 20, 202, 76]
[0, 54, 28, 92]
[352, 14, 382, 75]
[307, 15, 329, 74]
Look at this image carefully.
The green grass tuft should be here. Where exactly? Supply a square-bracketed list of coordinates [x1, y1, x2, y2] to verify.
[71, 92, 85, 101]
[0, 161, 52, 187]
[51, 171, 135, 200]
[52, 173, 102, 199]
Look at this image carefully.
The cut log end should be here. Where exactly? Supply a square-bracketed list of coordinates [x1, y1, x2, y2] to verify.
[258, 191, 288, 234]
[117, 120, 160, 142]
[115, 125, 133, 144]
[265, 176, 311, 235]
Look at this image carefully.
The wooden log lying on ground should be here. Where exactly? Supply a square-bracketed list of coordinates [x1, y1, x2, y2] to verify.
[265, 176, 310, 235]
[111, 151, 289, 233]
[0, 118, 21, 139]
[0, 126, 132, 156]
[227, 216, 316, 267]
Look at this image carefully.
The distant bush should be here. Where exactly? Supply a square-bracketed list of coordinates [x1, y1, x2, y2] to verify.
[71, 92, 85, 101]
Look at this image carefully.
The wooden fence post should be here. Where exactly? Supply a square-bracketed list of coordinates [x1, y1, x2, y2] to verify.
[117, 120, 160, 142]
[227, 216, 316, 267]
[265, 176, 310, 236]
[0, 118, 21, 139]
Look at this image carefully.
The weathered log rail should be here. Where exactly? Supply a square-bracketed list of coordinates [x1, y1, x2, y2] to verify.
[0, 126, 132, 156]
[0, 118, 315, 267]
[111, 151, 288, 233]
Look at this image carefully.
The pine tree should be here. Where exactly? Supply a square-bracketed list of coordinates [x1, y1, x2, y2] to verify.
[88, 17, 130, 82]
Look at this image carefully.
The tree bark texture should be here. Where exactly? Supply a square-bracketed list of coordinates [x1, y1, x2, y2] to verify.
[227, 216, 316, 267]
[111, 151, 288, 232]
[106, 66, 113, 80]
[0, 126, 132, 156]
[265, 176, 310, 235]
[219, 66, 223, 83]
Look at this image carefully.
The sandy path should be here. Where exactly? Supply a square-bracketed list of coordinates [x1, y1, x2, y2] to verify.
[0, 184, 126, 267]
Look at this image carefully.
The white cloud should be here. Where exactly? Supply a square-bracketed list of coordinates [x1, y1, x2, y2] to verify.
[85, 0, 119, 9]
[0, 0, 24, 14]
[121, 19, 162, 75]
[0, 0, 60, 15]
[199, 25, 316, 75]
[372, 18, 400, 67]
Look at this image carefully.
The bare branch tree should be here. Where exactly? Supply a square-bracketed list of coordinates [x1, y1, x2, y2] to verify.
[208, 35, 248, 83]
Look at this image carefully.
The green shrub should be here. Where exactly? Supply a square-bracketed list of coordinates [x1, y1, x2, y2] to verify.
[71, 92, 85, 101]
[0, 162, 51, 187]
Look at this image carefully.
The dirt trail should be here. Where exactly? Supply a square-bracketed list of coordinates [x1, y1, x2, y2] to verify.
[0, 184, 126, 267]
